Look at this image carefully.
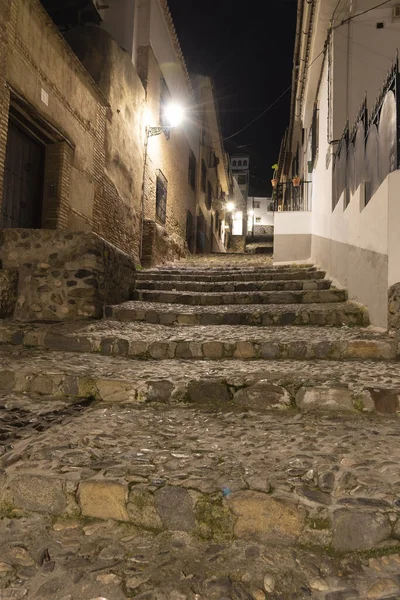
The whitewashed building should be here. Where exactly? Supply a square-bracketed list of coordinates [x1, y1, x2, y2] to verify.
[247, 197, 273, 235]
[277, 0, 400, 328]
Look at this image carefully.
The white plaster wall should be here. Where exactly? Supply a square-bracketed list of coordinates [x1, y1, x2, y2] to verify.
[333, 0, 400, 130]
[274, 212, 312, 236]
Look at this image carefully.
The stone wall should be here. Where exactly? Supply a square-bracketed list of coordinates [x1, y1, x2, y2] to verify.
[64, 26, 146, 262]
[0, 0, 146, 262]
[141, 220, 187, 268]
[138, 46, 197, 263]
[0, 229, 135, 321]
[229, 235, 246, 253]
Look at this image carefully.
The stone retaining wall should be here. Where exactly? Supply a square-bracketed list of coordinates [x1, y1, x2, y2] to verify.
[0, 229, 135, 321]
[228, 235, 246, 253]
[0, 269, 18, 318]
[141, 220, 187, 268]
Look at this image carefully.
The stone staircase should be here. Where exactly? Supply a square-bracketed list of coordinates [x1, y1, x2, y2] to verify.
[1, 255, 400, 600]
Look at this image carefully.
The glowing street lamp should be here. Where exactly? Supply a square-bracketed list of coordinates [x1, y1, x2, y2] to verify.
[226, 202, 235, 212]
[147, 102, 185, 137]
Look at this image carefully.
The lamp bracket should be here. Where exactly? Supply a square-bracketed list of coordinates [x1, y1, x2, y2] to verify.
[147, 126, 172, 137]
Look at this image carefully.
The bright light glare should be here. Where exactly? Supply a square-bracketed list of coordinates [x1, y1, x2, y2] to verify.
[226, 202, 235, 212]
[164, 103, 184, 128]
[248, 210, 255, 216]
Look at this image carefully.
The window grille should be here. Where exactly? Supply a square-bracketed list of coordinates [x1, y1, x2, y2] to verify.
[156, 170, 168, 224]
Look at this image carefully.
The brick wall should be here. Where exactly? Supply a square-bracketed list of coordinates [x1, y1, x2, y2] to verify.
[0, 0, 145, 263]
[138, 46, 196, 264]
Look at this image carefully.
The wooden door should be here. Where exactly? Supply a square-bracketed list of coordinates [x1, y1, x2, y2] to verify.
[1, 120, 44, 228]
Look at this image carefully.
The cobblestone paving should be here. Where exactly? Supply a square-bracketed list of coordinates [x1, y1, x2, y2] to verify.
[1, 255, 400, 600]
[2, 400, 400, 599]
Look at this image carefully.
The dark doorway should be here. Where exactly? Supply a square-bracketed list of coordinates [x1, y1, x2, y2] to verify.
[1, 120, 45, 228]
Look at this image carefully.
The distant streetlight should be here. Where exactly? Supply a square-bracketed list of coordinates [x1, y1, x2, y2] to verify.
[226, 202, 235, 212]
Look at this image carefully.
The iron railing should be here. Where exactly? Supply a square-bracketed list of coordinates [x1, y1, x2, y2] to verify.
[333, 55, 400, 208]
[274, 181, 312, 212]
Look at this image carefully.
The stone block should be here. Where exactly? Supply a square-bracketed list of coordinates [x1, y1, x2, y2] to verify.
[95, 379, 137, 402]
[332, 509, 391, 551]
[228, 491, 305, 542]
[233, 342, 256, 359]
[0, 269, 18, 318]
[127, 486, 163, 530]
[187, 379, 230, 404]
[10, 474, 66, 515]
[154, 486, 195, 531]
[296, 386, 354, 411]
[234, 382, 291, 411]
[202, 342, 224, 359]
[78, 480, 129, 521]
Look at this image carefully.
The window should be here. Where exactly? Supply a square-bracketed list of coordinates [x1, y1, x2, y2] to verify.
[201, 160, 207, 192]
[256, 217, 261, 223]
[188, 150, 196, 189]
[156, 170, 168, 224]
[254, 201, 260, 209]
[232, 160, 237, 167]
[160, 78, 171, 139]
[238, 160, 242, 167]
[243, 160, 248, 167]
[206, 181, 213, 210]
[311, 107, 319, 164]
[237, 174, 246, 185]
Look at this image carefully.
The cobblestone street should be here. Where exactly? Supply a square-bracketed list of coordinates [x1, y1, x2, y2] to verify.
[1, 255, 400, 600]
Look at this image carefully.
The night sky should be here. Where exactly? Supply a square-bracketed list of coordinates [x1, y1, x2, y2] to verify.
[168, 0, 298, 196]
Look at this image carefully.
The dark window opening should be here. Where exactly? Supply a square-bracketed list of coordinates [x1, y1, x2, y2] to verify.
[188, 150, 196, 189]
[160, 78, 171, 139]
[156, 169, 168, 225]
[206, 181, 213, 210]
[201, 160, 207, 192]
[237, 174, 246, 185]
[311, 107, 319, 164]
[238, 160, 242, 167]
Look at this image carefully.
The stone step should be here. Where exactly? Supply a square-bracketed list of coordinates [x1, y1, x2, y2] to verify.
[141, 265, 316, 276]
[106, 300, 369, 326]
[0, 345, 399, 408]
[2, 352, 400, 599]
[135, 269, 327, 282]
[132, 289, 347, 306]
[1, 321, 395, 361]
[135, 278, 331, 292]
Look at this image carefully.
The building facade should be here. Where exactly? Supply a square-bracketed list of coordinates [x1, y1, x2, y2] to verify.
[247, 196, 273, 235]
[0, 0, 231, 322]
[277, 0, 400, 328]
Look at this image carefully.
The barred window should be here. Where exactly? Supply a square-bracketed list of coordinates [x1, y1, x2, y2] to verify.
[156, 170, 168, 224]
[189, 150, 196, 189]
[160, 79, 171, 139]
[311, 107, 319, 164]
[206, 181, 213, 210]
[201, 160, 207, 192]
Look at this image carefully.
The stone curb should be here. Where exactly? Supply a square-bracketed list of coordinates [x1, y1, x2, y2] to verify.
[135, 269, 327, 282]
[3, 472, 400, 555]
[0, 350, 399, 411]
[1, 328, 395, 361]
[106, 302, 370, 327]
[135, 278, 332, 292]
[133, 289, 348, 306]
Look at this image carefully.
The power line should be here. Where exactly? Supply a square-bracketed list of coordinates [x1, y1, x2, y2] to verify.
[223, 0, 392, 144]
[333, 0, 393, 29]
[223, 48, 325, 142]
[223, 86, 292, 141]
